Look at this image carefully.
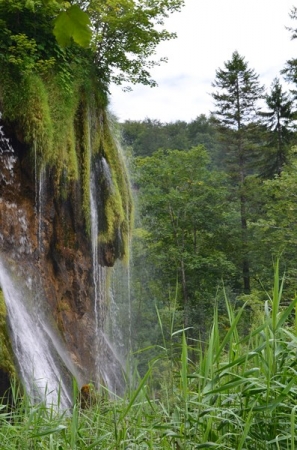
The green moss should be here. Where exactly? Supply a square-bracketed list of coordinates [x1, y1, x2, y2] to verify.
[45, 73, 80, 180]
[0, 71, 53, 163]
[98, 112, 133, 262]
[0, 290, 16, 377]
[80, 99, 92, 234]
[0, 62, 133, 262]
[78, 97, 133, 261]
[0, 0, 133, 261]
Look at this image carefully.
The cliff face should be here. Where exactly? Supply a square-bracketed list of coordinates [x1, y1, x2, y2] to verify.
[0, 0, 135, 402]
[0, 97, 132, 399]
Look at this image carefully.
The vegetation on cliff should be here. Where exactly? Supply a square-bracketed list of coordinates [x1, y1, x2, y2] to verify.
[0, 290, 15, 378]
[0, 0, 185, 397]
[0, 0, 183, 256]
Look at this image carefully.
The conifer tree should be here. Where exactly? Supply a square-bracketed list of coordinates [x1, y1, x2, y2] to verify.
[282, 6, 297, 92]
[211, 51, 264, 293]
[260, 78, 295, 177]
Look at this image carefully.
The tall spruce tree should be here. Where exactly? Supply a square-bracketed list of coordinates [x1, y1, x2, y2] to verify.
[260, 78, 295, 177]
[282, 6, 297, 92]
[212, 51, 264, 293]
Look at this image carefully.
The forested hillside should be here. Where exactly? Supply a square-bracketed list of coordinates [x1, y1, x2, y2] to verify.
[121, 42, 297, 359]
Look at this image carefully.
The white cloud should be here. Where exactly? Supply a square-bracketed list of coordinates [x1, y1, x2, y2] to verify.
[109, 0, 296, 122]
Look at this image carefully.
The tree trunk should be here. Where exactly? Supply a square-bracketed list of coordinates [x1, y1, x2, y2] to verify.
[240, 192, 250, 293]
[180, 257, 188, 328]
[238, 124, 250, 294]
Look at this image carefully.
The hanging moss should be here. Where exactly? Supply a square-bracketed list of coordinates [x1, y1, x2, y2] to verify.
[0, 289, 16, 378]
[74, 90, 133, 261]
[98, 112, 133, 263]
[0, 70, 53, 159]
[0, 61, 133, 262]
[46, 73, 82, 182]
[79, 97, 93, 234]
[0, 7, 133, 260]
[0, 68, 82, 176]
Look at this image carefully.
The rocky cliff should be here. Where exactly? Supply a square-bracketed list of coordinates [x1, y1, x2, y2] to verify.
[0, 81, 133, 402]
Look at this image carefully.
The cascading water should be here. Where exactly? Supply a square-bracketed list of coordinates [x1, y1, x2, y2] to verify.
[0, 108, 132, 406]
[0, 118, 18, 189]
[90, 171, 107, 376]
[89, 154, 126, 395]
[109, 262, 131, 360]
[108, 210, 132, 362]
[0, 120, 79, 408]
[0, 259, 75, 409]
[37, 167, 45, 256]
[107, 129, 133, 366]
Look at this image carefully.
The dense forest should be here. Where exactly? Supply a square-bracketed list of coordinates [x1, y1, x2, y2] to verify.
[121, 42, 297, 367]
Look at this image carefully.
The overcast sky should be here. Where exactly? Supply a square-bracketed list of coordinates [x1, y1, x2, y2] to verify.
[109, 0, 297, 123]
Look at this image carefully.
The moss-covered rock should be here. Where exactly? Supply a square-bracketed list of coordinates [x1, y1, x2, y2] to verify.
[0, 67, 133, 261]
[0, 13, 132, 392]
[0, 289, 16, 382]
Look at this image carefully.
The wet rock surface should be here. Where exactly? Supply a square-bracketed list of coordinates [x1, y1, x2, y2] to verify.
[0, 120, 125, 394]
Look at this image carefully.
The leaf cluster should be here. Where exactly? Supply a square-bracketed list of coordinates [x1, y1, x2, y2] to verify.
[134, 146, 236, 317]
[0, 0, 184, 89]
[87, 0, 184, 87]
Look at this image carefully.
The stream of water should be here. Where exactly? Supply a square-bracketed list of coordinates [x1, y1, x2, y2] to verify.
[90, 162, 126, 395]
[0, 113, 129, 405]
[0, 258, 75, 409]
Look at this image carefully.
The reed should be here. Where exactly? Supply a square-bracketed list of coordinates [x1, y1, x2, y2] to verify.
[1, 262, 297, 448]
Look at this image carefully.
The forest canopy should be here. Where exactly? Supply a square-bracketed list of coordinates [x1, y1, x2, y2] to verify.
[121, 36, 297, 342]
[0, 0, 185, 90]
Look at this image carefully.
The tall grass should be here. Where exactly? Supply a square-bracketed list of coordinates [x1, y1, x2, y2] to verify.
[1, 263, 297, 448]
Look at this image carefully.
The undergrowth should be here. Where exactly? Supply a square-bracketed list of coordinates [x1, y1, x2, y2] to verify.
[1, 261, 297, 449]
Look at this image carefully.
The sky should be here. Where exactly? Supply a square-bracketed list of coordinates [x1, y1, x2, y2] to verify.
[109, 0, 297, 123]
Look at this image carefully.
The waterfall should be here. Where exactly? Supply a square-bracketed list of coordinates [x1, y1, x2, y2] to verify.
[89, 160, 125, 395]
[37, 167, 45, 257]
[0, 119, 17, 188]
[108, 207, 132, 360]
[90, 171, 108, 378]
[87, 111, 128, 393]
[0, 109, 131, 405]
[0, 259, 77, 409]
[0, 121, 79, 408]
[108, 125, 133, 365]
[109, 253, 133, 384]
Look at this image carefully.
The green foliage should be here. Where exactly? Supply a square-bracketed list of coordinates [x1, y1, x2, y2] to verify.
[249, 149, 297, 298]
[259, 78, 296, 177]
[121, 115, 221, 160]
[8, 33, 45, 73]
[1, 265, 297, 448]
[133, 146, 236, 329]
[53, 5, 92, 48]
[0, 290, 16, 377]
[0, 0, 184, 88]
[211, 51, 265, 293]
[88, 0, 184, 87]
[0, 0, 62, 74]
[51, 0, 185, 86]
[211, 50, 264, 181]
[212, 50, 264, 129]
[1, 72, 54, 157]
[96, 112, 133, 259]
[282, 6, 297, 92]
